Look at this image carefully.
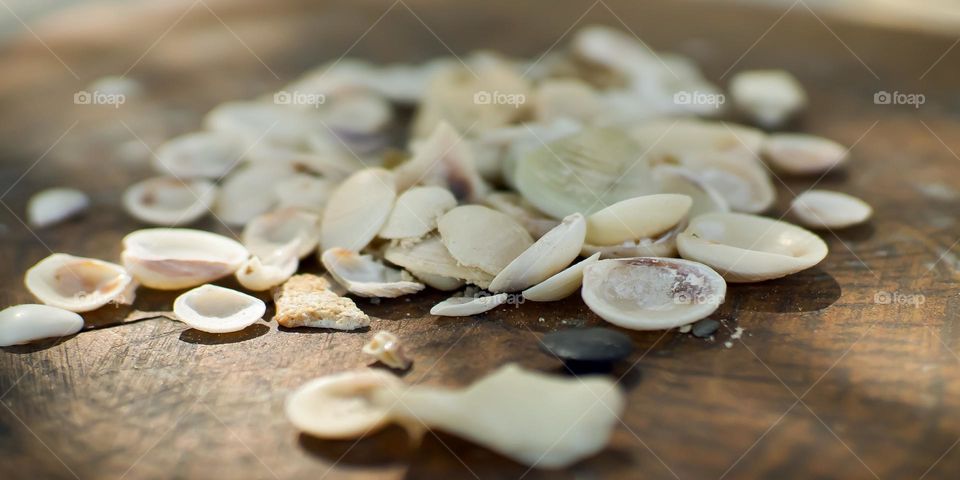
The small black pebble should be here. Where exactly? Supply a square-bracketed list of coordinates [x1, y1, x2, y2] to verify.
[692, 319, 720, 338]
[540, 327, 634, 364]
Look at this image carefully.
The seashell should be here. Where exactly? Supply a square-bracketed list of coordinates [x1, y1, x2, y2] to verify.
[204, 100, 321, 147]
[362, 331, 411, 370]
[242, 207, 321, 260]
[407, 270, 465, 291]
[677, 212, 828, 282]
[272, 274, 370, 330]
[476, 118, 583, 187]
[430, 292, 509, 317]
[790, 190, 872, 229]
[483, 192, 560, 239]
[581, 257, 726, 330]
[584, 194, 691, 246]
[0, 304, 84, 346]
[572, 24, 657, 80]
[580, 222, 683, 259]
[122, 228, 248, 290]
[729, 70, 807, 129]
[274, 174, 334, 212]
[384, 236, 493, 288]
[216, 164, 296, 226]
[522, 252, 601, 302]
[394, 122, 488, 202]
[323, 94, 393, 147]
[153, 131, 244, 179]
[173, 284, 265, 333]
[123, 176, 217, 226]
[27, 188, 89, 228]
[379, 186, 457, 241]
[246, 141, 357, 180]
[285, 369, 404, 439]
[320, 168, 396, 252]
[236, 241, 299, 291]
[677, 152, 776, 214]
[438, 205, 534, 276]
[514, 127, 657, 218]
[653, 166, 729, 218]
[320, 248, 425, 298]
[488, 213, 586, 293]
[25, 253, 134, 312]
[630, 119, 767, 165]
[762, 133, 848, 175]
[533, 78, 602, 124]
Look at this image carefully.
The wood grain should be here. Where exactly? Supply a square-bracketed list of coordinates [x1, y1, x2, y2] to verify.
[2, 0, 960, 478]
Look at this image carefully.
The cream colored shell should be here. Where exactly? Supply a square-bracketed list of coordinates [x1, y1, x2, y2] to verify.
[320, 248, 425, 298]
[25, 254, 134, 313]
[488, 213, 586, 293]
[121, 228, 248, 290]
[790, 190, 872, 229]
[522, 252, 601, 302]
[584, 194, 691, 246]
[320, 168, 396, 252]
[173, 284, 265, 333]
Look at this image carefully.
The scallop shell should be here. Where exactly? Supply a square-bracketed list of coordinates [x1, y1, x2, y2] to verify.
[729, 70, 807, 129]
[394, 122, 488, 202]
[383, 236, 493, 288]
[285, 369, 404, 439]
[122, 228, 248, 290]
[153, 131, 244, 179]
[677, 212, 828, 282]
[242, 207, 321, 260]
[362, 331, 411, 370]
[0, 304, 84, 346]
[438, 205, 534, 276]
[216, 164, 296, 226]
[173, 284, 265, 333]
[488, 213, 586, 293]
[790, 190, 872, 229]
[320, 248, 425, 298]
[430, 293, 509, 317]
[25, 253, 134, 312]
[762, 133, 848, 175]
[27, 188, 89, 228]
[582, 257, 726, 330]
[522, 252, 601, 302]
[320, 168, 396, 252]
[123, 176, 217, 226]
[236, 241, 299, 291]
[379, 186, 457, 241]
[584, 194, 691, 246]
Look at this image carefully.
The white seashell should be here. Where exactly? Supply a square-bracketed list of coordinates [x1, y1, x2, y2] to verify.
[522, 252, 601, 302]
[274, 174, 334, 212]
[320, 248, 425, 298]
[25, 253, 134, 312]
[790, 190, 872, 229]
[762, 133, 848, 175]
[27, 188, 89, 228]
[320, 168, 396, 252]
[173, 284, 265, 333]
[580, 222, 683, 259]
[379, 186, 457, 241]
[153, 131, 244, 179]
[483, 192, 560, 239]
[488, 213, 586, 293]
[533, 78, 602, 124]
[438, 205, 534, 276]
[236, 242, 299, 291]
[653, 166, 730, 218]
[677, 152, 776, 214]
[0, 304, 84, 346]
[584, 194, 692, 246]
[581, 257, 726, 330]
[631, 119, 767, 165]
[407, 270, 465, 291]
[729, 70, 807, 129]
[122, 228, 248, 290]
[272, 274, 370, 330]
[677, 212, 828, 282]
[384, 236, 494, 288]
[204, 101, 321, 147]
[285, 369, 404, 439]
[242, 207, 321, 260]
[123, 176, 217, 226]
[245, 142, 357, 180]
[394, 122, 488, 202]
[216, 164, 296, 226]
[362, 331, 411, 370]
[477, 118, 583, 187]
[324, 94, 392, 137]
[430, 293, 509, 317]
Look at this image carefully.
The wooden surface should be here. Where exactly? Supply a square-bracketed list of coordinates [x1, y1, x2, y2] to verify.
[2, 0, 960, 478]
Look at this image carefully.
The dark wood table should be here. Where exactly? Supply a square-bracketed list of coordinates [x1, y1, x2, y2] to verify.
[2, 0, 959, 478]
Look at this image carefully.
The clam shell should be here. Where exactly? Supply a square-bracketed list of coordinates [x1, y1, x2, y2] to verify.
[362, 331, 411, 370]
[522, 252, 601, 302]
[204, 101, 320, 147]
[123, 176, 217, 226]
[533, 78, 602, 124]
[438, 205, 534, 276]
[488, 213, 586, 293]
[274, 174, 334, 212]
[631, 119, 766, 164]
[27, 188, 89, 228]
[25, 253, 134, 312]
[320, 168, 396, 252]
[379, 186, 457, 241]
[216, 164, 296, 226]
[653, 166, 729, 218]
[790, 190, 872, 229]
[236, 242, 299, 291]
[122, 228, 248, 290]
[285, 369, 403, 439]
[430, 293, 509, 317]
[677, 212, 828, 282]
[320, 248, 425, 298]
[324, 93, 392, 137]
[153, 131, 243, 179]
[582, 257, 726, 330]
[762, 133, 848, 175]
[242, 207, 321, 260]
[245, 142, 357, 180]
[0, 304, 84, 346]
[173, 284, 265, 333]
[584, 194, 691, 246]
[580, 222, 682, 259]
[394, 122, 488, 202]
[677, 152, 776, 214]
[483, 192, 560, 239]
[407, 270, 466, 291]
[383, 236, 493, 288]
[729, 70, 807, 129]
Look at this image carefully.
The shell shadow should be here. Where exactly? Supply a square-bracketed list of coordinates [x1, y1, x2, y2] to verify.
[297, 426, 414, 466]
[178, 322, 270, 344]
[1, 334, 75, 353]
[725, 266, 841, 313]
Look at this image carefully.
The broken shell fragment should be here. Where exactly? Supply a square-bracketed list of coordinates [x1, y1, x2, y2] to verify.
[430, 292, 509, 317]
[123, 176, 217, 226]
[122, 228, 248, 290]
[584, 194, 692, 246]
[286, 369, 404, 439]
[581, 257, 726, 330]
[438, 205, 533, 276]
[677, 212, 828, 282]
[321, 248, 425, 298]
[394, 122, 488, 202]
[0, 304, 84, 346]
[236, 242, 299, 291]
[790, 190, 872, 229]
[27, 188, 89, 228]
[384, 236, 493, 288]
[362, 331, 412, 370]
[25, 253, 134, 312]
[153, 131, 243, 179]
[242, 207, 321, 259]
[522, 252, 601, 302]
[272, 274, 370, 330]
[321, 168, 396, 252]
[488, 213, 586, 293]
[173, 284, 265, 333]
[729, 70, 807, 128]
[379, 186, 457, 241]
[762, 133, 848, 175]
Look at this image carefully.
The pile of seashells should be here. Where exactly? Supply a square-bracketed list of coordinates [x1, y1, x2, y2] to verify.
[1, 25, 873, 468]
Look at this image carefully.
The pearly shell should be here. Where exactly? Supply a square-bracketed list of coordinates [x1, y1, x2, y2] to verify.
[122, 228, 248, 290]
[173, 284, 265, 333]
[25, 253, 134, 312]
